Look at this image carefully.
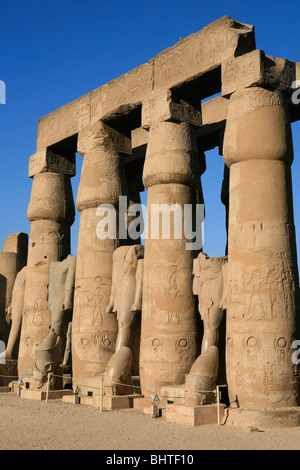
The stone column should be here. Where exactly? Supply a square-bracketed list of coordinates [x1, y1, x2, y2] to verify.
[223, 87, 300, 414]
[140, 94, 203, 395]
[72, 121, 130, 392]
[18, 152, 75, 377]
[0, 233, 28, 344]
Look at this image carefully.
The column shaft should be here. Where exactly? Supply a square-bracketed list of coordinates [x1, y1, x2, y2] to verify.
[18, 171, 75, 376]
[72, 121, 128, 391]
[140, 121, 201, 395]
[223, 87, 300, 408]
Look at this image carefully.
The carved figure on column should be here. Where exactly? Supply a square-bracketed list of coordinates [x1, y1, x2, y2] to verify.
[32, 255, 76, 389]
[160, 252, 228, 405]
[104, 244, 144, 395]
[185, 252, 228, 405]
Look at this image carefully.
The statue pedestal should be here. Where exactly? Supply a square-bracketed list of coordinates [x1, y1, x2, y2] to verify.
[63, 393, 143, 410]
[17, 388, 73, 401]
[166, 403, 226, 426]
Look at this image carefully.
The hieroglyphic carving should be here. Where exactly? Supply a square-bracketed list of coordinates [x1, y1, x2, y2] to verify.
[35, 16, 256, 151]
[222, 49, 264, 97]
[222, 49, 295, 97]
[97, 64, 153, 120]
[36, 94, 90, 151]
[28, 149, 76, 178]
[142, 91, 202, 129]
[226, 87, 286, 123]
[154, 16, 255, 91]
[100, 122, 132, 155]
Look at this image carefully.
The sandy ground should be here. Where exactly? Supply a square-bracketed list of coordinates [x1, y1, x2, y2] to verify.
[1, 392, 300, 451]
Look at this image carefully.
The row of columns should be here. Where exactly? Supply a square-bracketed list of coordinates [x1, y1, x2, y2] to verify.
[19, 85, 300, 411]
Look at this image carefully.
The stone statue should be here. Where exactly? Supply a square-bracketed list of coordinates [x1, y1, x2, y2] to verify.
[104, 244, 144, 395]
[185, 252, 228, 404]
[0, 266, 27, 362]
[193, 252, 228, 353]
[0, 266, 27, 385]
[32, 255, 76, 389]
[107, 244, 144, 350]
[0, 233, 28, 345]
[160, 252, 228, 405]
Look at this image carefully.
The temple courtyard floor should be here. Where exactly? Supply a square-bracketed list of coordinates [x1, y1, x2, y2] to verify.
[0, 392, 300, 450]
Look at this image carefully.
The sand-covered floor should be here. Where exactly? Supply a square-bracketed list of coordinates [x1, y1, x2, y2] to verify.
[0, 392, 300, 451]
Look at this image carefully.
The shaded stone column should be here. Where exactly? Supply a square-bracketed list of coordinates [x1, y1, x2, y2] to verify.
[0, 233, 28, 344]
[72, 121, 130, 391]
[140, 107, 203, 395]
[223, 87, 300, 412]
[18, 154, 75, 377]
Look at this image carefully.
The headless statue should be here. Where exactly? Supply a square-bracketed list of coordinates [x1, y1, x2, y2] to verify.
[193, 252, 228, 353]
[105, 244, 144, 395]
[184, 252, 228, 404]
[33, 255, 76, 389]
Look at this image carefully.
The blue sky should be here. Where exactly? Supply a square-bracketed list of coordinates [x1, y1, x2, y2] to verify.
[1, 0, 300, 260]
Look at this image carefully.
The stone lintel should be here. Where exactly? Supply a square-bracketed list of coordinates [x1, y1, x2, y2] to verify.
[153, 16, 255, 92]
[28, 149, 76, 178]
[131, 127, 149, 149]
[264, 55, 295, 91]
[142, 91, 202, 129]
[36, 16, 255, 150]
[222, 49, 296, 97]
[201, 95, 228, 125]
[36, 93, 91, 152]
[124, 128, 148, 164]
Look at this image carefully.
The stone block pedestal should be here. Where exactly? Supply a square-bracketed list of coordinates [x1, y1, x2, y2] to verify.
[19, 389, 73, 401]
[63, 393, 143, 410]
[166, 403, 226, 426]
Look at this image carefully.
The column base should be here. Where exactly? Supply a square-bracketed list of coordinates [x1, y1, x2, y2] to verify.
[226, 407, 300, 428]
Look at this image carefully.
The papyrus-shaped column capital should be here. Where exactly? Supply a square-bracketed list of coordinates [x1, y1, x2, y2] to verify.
[223, 87, 294, 167]
[76, 121, 129, 211]
[143, 120, 201, 190]
[27, 172, 75, 226]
